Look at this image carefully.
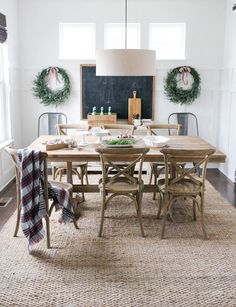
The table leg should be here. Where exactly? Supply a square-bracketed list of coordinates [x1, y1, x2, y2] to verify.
[67, 162, 73, 184]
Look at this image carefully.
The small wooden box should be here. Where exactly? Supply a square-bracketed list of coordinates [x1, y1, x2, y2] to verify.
[87, 113, 117, 127]
[46, 143, 68, 151]
[128, 98, 141, 124]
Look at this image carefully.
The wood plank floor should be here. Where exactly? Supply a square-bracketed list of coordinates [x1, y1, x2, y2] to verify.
[0, 169, 235, 232]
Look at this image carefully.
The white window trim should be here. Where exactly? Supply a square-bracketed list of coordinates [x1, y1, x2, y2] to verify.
[104, 23, 140, 49]
[59, 22, 96, 60]
[149, 23, 186, 60]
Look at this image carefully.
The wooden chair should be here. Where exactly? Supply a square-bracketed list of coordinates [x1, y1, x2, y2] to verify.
[96, 147, 149, 237]
[158, 148, 215, 239]
[52, 124, 90, 201]
[5, 147, 76, 248]
[147, 124, 181, 200]
[102, 124, 135, 136]
[102, 124, 135, 175]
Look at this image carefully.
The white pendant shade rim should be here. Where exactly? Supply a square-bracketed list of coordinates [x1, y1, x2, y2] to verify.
[96, 49, 156, 76]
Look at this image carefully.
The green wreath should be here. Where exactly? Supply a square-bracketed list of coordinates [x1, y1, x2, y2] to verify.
[32, 67, 71, 106]
[164, 66, 201, 105]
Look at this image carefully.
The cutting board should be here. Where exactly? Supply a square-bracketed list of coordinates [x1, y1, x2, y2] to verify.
[128, 98, 141, 124]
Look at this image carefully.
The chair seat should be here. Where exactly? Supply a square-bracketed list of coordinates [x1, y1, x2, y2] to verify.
[49, 180, 73, 191]
[158, 178, 202, 195]
[99, 177, 141, 193]
[51, 161, 87, 168]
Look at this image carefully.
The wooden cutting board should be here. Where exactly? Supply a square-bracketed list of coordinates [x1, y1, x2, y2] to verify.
[128, 98, 141, 124]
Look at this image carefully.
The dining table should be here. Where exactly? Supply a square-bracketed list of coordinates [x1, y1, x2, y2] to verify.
[29, 134, 226, 196]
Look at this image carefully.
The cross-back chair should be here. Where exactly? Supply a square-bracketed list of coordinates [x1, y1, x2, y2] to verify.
[158, 148, 215, 240]
[102, 124, 135, 136]
[53, 123, 90, 201]
[5, 147, 51, 248]
[5, 147, 76, 248]
[102, 124, 135, 174]
[147, 124, 181, 137]
[147, 124, 181, 200]
[96, 147, 149, 237]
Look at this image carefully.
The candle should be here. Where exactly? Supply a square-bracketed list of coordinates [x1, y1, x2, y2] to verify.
[108, 106, 111, 115]
[100, 106, 104, 115]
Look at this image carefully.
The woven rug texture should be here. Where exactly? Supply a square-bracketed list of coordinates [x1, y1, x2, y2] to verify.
[0, 180, 236, 307]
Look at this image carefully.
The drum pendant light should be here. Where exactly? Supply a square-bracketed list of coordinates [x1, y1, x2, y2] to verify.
[96, 0, 156, 76]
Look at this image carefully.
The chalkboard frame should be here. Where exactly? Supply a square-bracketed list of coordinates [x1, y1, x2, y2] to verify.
[80, 64, 155, 120]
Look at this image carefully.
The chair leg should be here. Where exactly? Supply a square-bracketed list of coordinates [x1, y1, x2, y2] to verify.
[80, 166, 85, 202]
[157, 193, 163, 219]
[13, 202, 21, 237]
[98, 191, 106, 237]
[193, 199, 197, 221]
[52, 166, 56, 180]
[200, 195, 208, 240]
[49, 203, 55, 216]
[85, 164, 89, 185]
[149, 166, 153, 185]
[153, 166, 158, 200]
[161, 195, 169, 239]
[45, 214, 50, 249]
[136, 192, 145, 237]
[59, 169, 63, 181]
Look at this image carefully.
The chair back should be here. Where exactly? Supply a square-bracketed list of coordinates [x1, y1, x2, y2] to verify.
[5, 147, 21, 183]
[147, 124, 181, 136]
[160, 148, 215, 193]
[168, 112, 199, 136]
[56, 123, 90, 136]
[96, 147, 149, 187]
[102, 124, 134, 136]
[38, 112, 67, 136]
[5, 147, 48, 175]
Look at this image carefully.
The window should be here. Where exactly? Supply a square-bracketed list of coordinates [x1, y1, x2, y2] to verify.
[149, 23, 186, 60]
[59, 23, 96, 59]
[104, 23, 140, 49]
[0, 43, 10, 143]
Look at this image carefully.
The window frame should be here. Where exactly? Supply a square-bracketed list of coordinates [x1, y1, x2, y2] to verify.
[104, 22, 141, 49]
[59, 22, 96, 60]
[149, 22, 186, 60]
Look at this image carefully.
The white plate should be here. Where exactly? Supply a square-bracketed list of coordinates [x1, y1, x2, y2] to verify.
[144, 136, 169, 147]
[102, 140, 135, 148]
[104, 144, 133, 148]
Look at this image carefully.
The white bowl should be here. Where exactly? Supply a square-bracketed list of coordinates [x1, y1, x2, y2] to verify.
[144, 136, 169, 147]
[91, 129, 109, 137]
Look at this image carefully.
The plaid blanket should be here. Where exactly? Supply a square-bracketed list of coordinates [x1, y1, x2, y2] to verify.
[17, 149, 46, 246]
[17, 149, 74, 247]
[48, 182, 74, 223]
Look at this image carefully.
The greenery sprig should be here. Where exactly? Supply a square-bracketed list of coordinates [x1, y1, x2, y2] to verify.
[32, 67, 71, 106]
[164, 66, 201, 105]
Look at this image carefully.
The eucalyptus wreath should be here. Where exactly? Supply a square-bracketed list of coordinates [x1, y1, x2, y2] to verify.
[32, 67, 71, 106]
[164, 66, 201, 105]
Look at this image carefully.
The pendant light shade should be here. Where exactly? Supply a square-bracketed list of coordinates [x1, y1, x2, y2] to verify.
[96, 49, 156, 76]
[96, 0, 156, 76]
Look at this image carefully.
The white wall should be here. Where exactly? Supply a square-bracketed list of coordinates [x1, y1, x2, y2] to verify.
[18, 0, 226, 149]
[218, 0, 236, 182]
[0, 0, 21, 191]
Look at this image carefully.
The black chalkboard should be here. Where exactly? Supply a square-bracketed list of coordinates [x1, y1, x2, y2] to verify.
[81, 65, 154, 119]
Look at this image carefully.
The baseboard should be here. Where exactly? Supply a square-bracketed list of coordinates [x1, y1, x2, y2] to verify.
[0, 177, 15, 196]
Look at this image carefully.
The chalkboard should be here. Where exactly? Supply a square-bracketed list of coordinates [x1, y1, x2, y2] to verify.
[81, 65, 155, 119]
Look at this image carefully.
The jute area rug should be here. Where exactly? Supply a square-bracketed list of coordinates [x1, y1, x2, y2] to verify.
[0, 180, 236, 307]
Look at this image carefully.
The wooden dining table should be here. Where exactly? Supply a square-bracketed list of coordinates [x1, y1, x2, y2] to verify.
[29, 135, 226, 195]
